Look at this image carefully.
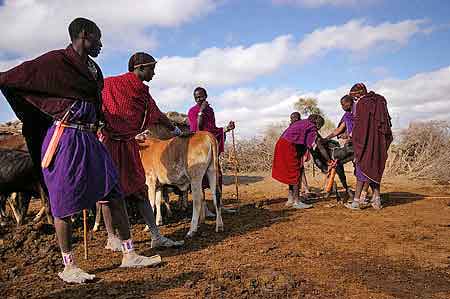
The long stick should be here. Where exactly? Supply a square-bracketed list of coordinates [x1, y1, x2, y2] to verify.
[231, 129, 240, 210]
[83, 209, 88, 260]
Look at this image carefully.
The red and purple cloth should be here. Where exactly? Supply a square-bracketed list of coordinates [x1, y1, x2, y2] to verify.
[188, 104, 225, 153]
[41, 101, 121, 218]
[188, 103, 224, 189]
[353, 91, 393, 184]
[0, 45, 122, 218]
[101, 72, 164, 196]
[272, 119, 318, 185]
[281, 119, 317, 148]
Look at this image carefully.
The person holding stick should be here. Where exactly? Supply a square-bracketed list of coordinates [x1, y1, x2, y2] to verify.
[187, 87, 235, 202]
[0, 17, 161, 284]
[272, 114, 324, 209]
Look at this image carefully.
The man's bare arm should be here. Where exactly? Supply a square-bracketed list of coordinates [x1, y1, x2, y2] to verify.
[325, 122, 346, 140]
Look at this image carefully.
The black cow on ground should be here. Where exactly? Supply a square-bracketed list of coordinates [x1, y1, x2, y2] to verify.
[0, 149, 51, 225]
[310, 136, 354, 202]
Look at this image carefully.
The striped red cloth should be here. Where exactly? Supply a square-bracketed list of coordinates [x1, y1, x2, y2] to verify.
[101, 72, 164, 196]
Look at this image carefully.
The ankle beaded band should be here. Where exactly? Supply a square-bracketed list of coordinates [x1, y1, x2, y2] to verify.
[62, 251, 74, 266]
[121, 239, 134, 253]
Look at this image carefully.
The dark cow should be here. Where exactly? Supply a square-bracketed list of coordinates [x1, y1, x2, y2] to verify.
[311, 136, 354, 201]
[0, 149, 51, 225]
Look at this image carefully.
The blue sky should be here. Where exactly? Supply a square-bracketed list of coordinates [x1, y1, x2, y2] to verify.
[1, 0, 449, 137]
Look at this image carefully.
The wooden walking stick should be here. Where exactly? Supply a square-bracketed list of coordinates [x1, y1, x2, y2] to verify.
[83, 209, 88, 260]
[231, 129, 240, 211]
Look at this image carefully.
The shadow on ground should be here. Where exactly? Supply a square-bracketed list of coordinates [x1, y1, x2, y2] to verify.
[138, 201, 296, 259]
[382, 192, 426, 207]
[43, 271, 203, 299]
[223, 175, 264, 186]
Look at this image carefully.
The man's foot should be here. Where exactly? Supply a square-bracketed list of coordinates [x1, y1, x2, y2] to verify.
[345, 189, 354, 201]
[205, 206, 216, 218]
[105, 235, 122, 252]
[151, 236, 184, 249]
[292, 201, 313, 209]
[345, 200, 362, 210]
[58, 265, 95, 284]
[285, 193, 294, 207]
[371, 197, 382, 210]
[120, 252, 162, 268]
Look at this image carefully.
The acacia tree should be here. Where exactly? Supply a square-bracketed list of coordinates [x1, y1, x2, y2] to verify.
[294, 97, 335, 133]
[294, 97, 322, 116]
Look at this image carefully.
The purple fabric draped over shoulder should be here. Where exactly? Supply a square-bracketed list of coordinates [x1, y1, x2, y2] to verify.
[188, 104, 225, 153]
[339, 111, 353, 135]
[281, 119, 317, 148]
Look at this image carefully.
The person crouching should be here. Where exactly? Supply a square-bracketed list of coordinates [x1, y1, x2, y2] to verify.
[272, 114, 324, 209]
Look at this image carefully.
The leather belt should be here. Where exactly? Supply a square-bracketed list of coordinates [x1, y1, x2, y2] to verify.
[54, 120, 98, 132]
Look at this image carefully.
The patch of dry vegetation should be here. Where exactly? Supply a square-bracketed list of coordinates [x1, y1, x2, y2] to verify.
[387, 121, 450, 182]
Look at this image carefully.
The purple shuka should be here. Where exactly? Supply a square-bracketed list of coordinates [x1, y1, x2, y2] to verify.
[340, 111, 353, 135]
[41, 101, 121, 218]
[281, 119, 317, 148]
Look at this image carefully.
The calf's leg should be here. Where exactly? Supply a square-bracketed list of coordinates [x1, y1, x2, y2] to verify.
[187, 181, 203, 238]
[207, 166, 223, 233]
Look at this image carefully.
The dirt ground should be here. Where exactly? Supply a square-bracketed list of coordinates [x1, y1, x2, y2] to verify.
[1, 171, 449, 298]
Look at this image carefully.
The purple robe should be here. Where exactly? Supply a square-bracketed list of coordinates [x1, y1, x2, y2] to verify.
[339, 111, 353, 135]
[41, 101, 121, 218]
[281, 119, 317, 148]
[188, 104, 224, 153]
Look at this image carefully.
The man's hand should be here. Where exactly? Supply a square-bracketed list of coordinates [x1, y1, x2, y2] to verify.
[172, 126, 182, 136]
[225, 121, 235, 132]
[200, 100, 209, 112]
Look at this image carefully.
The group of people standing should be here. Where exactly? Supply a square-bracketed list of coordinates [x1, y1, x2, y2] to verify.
[272, 83, 393, 210]
[0, 16, 393, 284]
[0, 18, 234, 283]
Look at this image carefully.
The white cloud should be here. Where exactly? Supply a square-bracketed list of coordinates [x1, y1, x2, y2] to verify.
[296, 19, 428, 62]
[272, 0, 377, 8]
[156, 35, 294, 87]
[0, 0, 218, 58]
[210, 66, 450, 138]
[150, 85, 193, 111]
[154, 19, 429, 88]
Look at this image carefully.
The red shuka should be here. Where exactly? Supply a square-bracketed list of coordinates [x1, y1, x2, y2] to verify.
[272, 138, 304, 185]
[0, 45, 103, 177]
[353, 91, 393, 183]
[101, 72, 164, 196]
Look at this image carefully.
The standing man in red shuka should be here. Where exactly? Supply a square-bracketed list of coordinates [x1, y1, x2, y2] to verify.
[345, 83, 393, 210]
[100, 52, 184, 250]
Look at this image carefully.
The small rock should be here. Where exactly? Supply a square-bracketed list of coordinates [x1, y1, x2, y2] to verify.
[184, 280, 194, 288]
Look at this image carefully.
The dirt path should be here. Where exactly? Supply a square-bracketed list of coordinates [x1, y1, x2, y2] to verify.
[1, 172, 449, 298]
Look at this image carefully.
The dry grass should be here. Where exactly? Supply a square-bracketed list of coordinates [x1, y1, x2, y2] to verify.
[387, 121, 450, 182]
